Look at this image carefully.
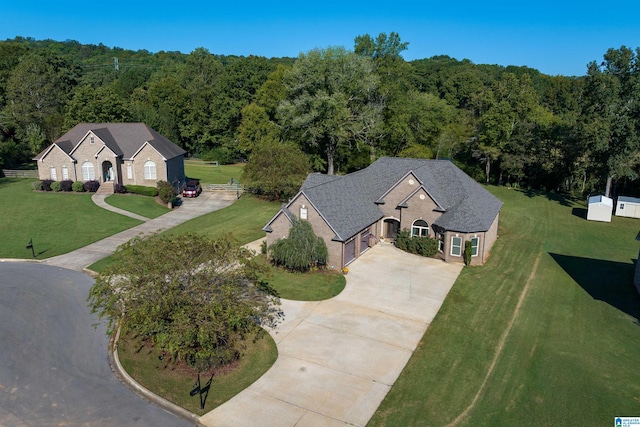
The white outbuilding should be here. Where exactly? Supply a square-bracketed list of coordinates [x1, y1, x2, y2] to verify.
[615, 196, 640, 219]
[587, 195, 613, 222]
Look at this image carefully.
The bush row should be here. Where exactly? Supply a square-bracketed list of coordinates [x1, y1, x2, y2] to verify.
[124, 185, 158, 197]
[394, 228, 439, 258]
[33, 180, 100, 193]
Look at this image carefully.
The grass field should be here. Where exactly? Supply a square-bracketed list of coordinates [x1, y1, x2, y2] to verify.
[105, 194, 170, 219]
[255, 255, 346, 301]
[0, 178, 140, 259]
[117, 331, 277, 415]
[369, 187, 640, 426]
[184, 160, 245, 184]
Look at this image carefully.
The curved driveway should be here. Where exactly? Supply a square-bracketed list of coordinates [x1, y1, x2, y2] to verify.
[201, 244, 462, 427]
[0, 262, 191, 426]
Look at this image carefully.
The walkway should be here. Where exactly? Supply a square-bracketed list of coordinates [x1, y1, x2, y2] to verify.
[200, 244, 463, 427]
[44, 191, 238, 271]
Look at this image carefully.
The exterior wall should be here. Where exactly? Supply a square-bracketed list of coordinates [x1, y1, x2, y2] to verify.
[438, 213, 499, 266]
[166, 156, 186, 188]
[266, 194, 344, 271]
[481, 213, 500, 263]
[615, 201, 640, 219]
[131, 144, 167, 187]
[70, 132, 113, 183]
[588, 203, 613, 222]
[377, 172, 421, 221]
[37, 146, 76, 181]
[398, 188, 443, 238]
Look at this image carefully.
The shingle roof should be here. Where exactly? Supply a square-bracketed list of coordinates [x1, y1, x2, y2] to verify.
[278, 157, 502, 241]
[34, 123, 185, 161]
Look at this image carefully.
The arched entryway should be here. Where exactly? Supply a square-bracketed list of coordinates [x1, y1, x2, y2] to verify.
[383, 218, 400, 239]
[102, 161, 114, 182]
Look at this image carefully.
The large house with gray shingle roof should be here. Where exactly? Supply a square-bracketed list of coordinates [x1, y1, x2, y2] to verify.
[34, 123, 186, 189]
[263, 157, 502, 268]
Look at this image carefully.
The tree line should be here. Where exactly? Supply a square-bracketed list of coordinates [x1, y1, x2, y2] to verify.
[1, 34, 639, 198]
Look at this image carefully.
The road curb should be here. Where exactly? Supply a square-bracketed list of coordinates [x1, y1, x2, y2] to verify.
[109, 328, 204, 426]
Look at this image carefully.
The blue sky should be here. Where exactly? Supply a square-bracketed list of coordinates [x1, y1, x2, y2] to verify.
[2, 1, 639, 76]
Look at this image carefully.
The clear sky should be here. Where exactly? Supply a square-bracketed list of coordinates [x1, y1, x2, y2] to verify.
[2, 1, 639, 76]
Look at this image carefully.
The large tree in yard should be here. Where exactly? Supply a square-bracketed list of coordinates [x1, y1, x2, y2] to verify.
[277, 47, 383, 175]
[88, 233, 280, 371]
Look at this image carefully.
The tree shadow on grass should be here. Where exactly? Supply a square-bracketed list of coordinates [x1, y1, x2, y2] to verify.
[518, 188, 577, 207]
[549, 253, 640, 322]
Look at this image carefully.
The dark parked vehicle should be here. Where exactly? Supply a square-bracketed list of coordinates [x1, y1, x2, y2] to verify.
[182, 180, 202, 198]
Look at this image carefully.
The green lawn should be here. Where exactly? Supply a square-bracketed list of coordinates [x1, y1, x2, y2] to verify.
[0, 178, 141, 259]
[89, 194, 280, 272]
[184, 159, 245, 184]
[256, 255, 346, 301]
[105, 193, 170, 219]
[165, 194, 280, 244]
[117, 331, 277, 415]
[369, 187, 640, 426]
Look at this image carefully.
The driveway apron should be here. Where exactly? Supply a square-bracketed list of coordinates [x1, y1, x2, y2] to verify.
[200, 243, 463, 427]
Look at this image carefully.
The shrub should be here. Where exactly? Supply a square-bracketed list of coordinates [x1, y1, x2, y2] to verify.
[113, 183, 127, 194]
[157, 180, 176, 204]
[60, 180, 73, 192]
[464, 240, 473, 265]
[50, 181, 61, 192]
[125, 185, 158, 197]
[395, 228, 439, 258]
[260, 239, 267, 255]
[72, 180, 85, 192]
[269, 218, 328, 272]
[32, 180, 43, 191]
[41, 179, 53, 191]
[83, 180, 100, 192]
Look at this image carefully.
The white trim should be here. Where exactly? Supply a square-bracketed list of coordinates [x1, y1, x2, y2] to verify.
[471, 236, 480, 257]
[450, 236, 462, 257]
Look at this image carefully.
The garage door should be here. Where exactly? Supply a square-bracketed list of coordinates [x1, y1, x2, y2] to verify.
[345, 239, 356, 265]
[360, 230, 370, 254]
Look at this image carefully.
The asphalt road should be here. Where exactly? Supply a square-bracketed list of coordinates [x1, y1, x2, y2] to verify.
[0, 262, 193, 427]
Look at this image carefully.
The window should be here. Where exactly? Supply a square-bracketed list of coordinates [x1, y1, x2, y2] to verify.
[62, 166, 68, 180]
[50, 167, 57, 181]
[620, 203, 625, 210]
[471, 236, 479, 257]
[451, 236, 462, 256]
[81, 162, 94, 180]
[127, 164, 133, 179]
[411, 219, 429, 237]
[143, 161, 156, 180]
[300, 206, 308, 220]
[90, 136, 95, 144]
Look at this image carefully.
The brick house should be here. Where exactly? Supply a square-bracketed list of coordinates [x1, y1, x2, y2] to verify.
[263, 157, 502, 268]
[34, 123, 186, 189]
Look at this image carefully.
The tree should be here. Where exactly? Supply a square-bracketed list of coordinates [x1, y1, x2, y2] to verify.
[88, 233, 280, 371]
[242, 141, 310, 200]
[64, 85, 131, 129]
[582, 46, 640, 196]
[237, 102, 280, 156]
[269, 217, 328, 272]
[3, 50, 80, 142]
[277, 47, 383, 175]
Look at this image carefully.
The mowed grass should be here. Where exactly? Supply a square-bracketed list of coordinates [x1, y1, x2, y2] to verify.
[104, 193, 170, 219]
[184, 159, 245, 184]
[370, 188, 640, 426]
[89, 194, 281, 272]
[117, 331, 277, 415]
[165, 194, 280, 244]
[0, 178, 141, 259]
[255, 255, 346, 301]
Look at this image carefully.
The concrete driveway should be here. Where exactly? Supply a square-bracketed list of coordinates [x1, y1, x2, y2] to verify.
[0, 262, 191, 426]
[200, 243, 463, 427]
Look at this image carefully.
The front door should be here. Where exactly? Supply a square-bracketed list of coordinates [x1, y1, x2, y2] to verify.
[384, 219, 400, 239]
[102, 161, 114, 182]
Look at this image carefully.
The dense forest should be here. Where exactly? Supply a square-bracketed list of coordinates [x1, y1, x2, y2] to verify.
[1, 33, 639, 198]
